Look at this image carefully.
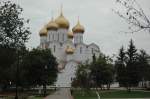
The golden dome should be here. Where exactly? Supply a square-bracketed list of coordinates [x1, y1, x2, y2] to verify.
[47, 17, 58, 30]
[39, 26, 47, 36]
[67, 30, 73, 39]
[65, 46, 74, 54]
[55, 12, 69, 29]
[72, 20, 85, 33]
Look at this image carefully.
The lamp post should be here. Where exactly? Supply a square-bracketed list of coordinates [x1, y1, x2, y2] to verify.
[43, 65, 47, 97]
[15, 49, 20, 99]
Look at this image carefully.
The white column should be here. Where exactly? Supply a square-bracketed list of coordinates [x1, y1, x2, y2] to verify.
[47, 31, 51, 42]
[74, 33, 83, 44]
[54, 31, 57, 41]
[40, 36, 47, 49]
[58, 29, 68, 43]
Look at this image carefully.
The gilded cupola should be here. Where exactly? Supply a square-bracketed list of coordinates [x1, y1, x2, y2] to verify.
[39, 26, 48, 36]
[65, 46, 74, 54]
[47, 17, 58, 30]
[67, 30, 73, 39]
[72, 19, 85, 33]
[55, 11, 70, 29]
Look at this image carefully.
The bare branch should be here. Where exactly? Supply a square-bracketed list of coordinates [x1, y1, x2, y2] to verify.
[114, 0, 150, 33]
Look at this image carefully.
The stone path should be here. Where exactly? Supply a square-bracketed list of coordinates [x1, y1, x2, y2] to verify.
[44, 88, 73, 99]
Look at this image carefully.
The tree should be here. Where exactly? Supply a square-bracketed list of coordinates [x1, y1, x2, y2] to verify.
[114, 0, 150, 33]
[115, 40, 150, 91]
[73, 52, 114, 91]
[0, 1, 30, 48]
[72, 62, 91, 96]
[126, 40, 140, 91]
[137, 50, 150, 85]
[21, 49, 58, 96]
[0, 1, 30, 91]
[0, 47, 16, 90]
[115, 46, 127, 87]
[90, 54, 114, 90]
[102, 64, 114, 90]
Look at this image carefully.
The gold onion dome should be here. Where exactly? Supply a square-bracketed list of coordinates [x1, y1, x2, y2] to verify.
[55, 12, 70, 29]
[39, 26, 47, 36]
[72, 20, 85, 33]
[47, 17, 58, 30]
[67, 30, 73, 39]
[65, 46, 74, 54]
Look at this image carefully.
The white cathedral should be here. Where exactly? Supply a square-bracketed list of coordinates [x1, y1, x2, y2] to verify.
[38, 10, 100, 87]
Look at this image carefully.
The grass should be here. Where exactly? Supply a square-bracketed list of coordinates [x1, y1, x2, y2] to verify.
[99, 90, 150, 98]
[73, 89, 150, 99]
[73, 90, 97, 99]
[28, 96, 44, 99]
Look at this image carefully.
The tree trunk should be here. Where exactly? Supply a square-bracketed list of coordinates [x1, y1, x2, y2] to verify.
[43, 84, 47, 97]
[107, 84, 110, 90]
[127, 84, 131, 92]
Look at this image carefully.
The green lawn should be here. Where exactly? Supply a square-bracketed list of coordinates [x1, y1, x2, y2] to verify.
[73, 90, 97, 99]
[73, 90, 150, 99]
[28, 96, 44, 99]
[100, 90, 150, 98]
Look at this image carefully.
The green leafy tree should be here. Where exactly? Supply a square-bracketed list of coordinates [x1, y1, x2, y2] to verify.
[0, 48, 16, 89]
[73, 53, 114, 91]
[72, 62, 91, 95]
[0, 1, 30, 90]
[137, 50, 150, 84]
[115, 46, 127, 87]
[22, 49, 58, 96]
[90, 54, 114, 90]
[0, 1, 30, 48]
[102, 64, 114, 90]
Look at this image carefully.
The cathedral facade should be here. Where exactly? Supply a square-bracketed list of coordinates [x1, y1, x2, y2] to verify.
[39, 10, 100, 87]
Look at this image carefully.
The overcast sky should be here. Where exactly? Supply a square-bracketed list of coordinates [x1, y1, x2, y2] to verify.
[14, 0, 150, 56]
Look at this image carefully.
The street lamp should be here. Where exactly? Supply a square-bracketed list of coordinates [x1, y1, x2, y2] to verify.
[43, 65, 47, 97]
[15, 49, 20, 99]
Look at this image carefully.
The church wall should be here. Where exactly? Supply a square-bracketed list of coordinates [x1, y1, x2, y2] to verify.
[57, 29, 68, 43]
[88, 43, 100, 60]
[40, 36, 47, 44]
[62, 41, 74, 50]
[74, 33, 83, 44]
[47, 30, 58, 42]
[74, 43, 90, 63]
[48, 41, 66, 61]
[47, 31, 51, 42]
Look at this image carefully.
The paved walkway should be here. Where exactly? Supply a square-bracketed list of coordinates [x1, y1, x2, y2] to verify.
[44, 88, 73, 99]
